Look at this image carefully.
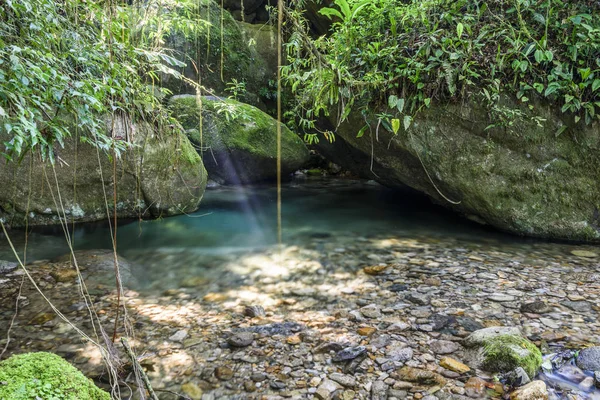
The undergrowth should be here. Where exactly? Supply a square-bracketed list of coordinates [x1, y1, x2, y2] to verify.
[283, 0, 600, 139]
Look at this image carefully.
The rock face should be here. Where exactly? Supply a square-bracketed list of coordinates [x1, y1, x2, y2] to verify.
[317, 96, 600, 242]
[0, 352, 110, 400]
[0, 116, 207, 228]
[170, 95, 309, 184]
[161, 0, 272, 107]
[463, 327, 542, 378]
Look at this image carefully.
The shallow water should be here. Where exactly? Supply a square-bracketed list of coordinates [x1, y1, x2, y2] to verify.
[0, 178, 548, 260]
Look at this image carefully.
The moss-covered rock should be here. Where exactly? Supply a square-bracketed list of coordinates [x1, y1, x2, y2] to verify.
[317, 94, 600, 242]
[170, 95, 309, 184]
[160, 0, 271, 108]
[0, 352, 110, 400]
[0, 115, 207, 228]
[463, 328, 542, 378]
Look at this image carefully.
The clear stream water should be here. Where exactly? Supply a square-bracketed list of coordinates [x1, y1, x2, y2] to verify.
[0, 177, 545, 264]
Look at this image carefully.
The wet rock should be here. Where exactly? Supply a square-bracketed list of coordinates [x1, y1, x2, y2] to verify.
[457, 317, 484, 332]
[405, 293, 429, 306]
[227, 332, 254, 347]
[463, 326, 522, 347]
[561, 300, 592, 312]
[392, 367, 446, 386]
[503, 367, 531, 387]
[329, 373, 356, 388]
[361, 304, 382, 319]
[464, 328, 542, 378]
[464, 377, 487, 398]
[181, 382, 203, 400]
[243, 305, 266, 317]
[509, 380, 548, 400]
[594, 371, 600, 388]
[240, 321, 304, 336]
[576, 346, 600, 371]
[439, 357, 470, 374]
[489, 294, 516, 302]
[364, 265, 389, 275]
[333, 346, 367, 362]
[389, 284, 408, 292]
[430, 314, 456, 330]
[520, 301, 551, 314]
[571, 250, 598, 258]
[168, 329, 188, 343]
[431, 340, 460, 355]
[314, 342, 346, 354]
[580, 376, 595, 391]
[358, 327, 377, 337]
[215, 366, 233, 380]
[269, 380, 286, 390]
[556, 364, 587, 383]
[371, 380, 388, 400]
[387, 344, 413, 362]
[0, 260, 18, 273]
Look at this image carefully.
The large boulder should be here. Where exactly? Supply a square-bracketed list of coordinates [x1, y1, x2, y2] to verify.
[170, 95, 309, 184]
[317, 96, 600, 242]
[161, 0, 272, 107]
[0, 116, 207, 228]
[0, 352, 110, 400]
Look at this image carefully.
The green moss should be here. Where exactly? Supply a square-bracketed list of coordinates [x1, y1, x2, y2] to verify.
[0, 352, 110, 400]
[481, 335, 542, 379]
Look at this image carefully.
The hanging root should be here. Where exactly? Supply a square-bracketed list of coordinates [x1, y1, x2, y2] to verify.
[121, 338, 159, 400]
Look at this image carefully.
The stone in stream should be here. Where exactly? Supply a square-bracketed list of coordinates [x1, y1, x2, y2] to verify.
[509, 380, 548, 400]
[520, 301, 551, 314]
[576, 346, 600, 371]
[439, 357, 471, 374]
[0, 260, 18, 273]
[333, 346, 367, 362]
[227, 332, 254, 347]
[561, 300, 592, 313]
[431, 340, 460, 354]
[556, 364, 587, 383]
[463, 327, 542, 378]
[371, 380, 388, 400]
[243, 305, 266, 318]
[405, 292, 430, 305]
[594, 371, 600, 388]
[503, 367, 531, 387]
[239, 321, 305, 336]
[392, 367, 447, 386]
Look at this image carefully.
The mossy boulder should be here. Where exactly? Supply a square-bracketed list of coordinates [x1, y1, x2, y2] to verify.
[0, 115, 207, 228]
[463, 328, 542, 378]
[170, 95, 309, 184]
[161, 0, 271, 108]
[317, 94, 600, 242]
[0, 352, 110, 400]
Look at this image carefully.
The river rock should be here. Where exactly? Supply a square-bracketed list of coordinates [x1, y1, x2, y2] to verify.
[0, 116, 207, 228]
[439, 357, 470, 374]
[576, 346, 600, 371]
[371, 380, 388, 400]
[463, 328, 542, 378]
[509, 380, 548, 400]
[520, 301, 551, 314]
[228, 332, 255, 347]
[431, 340, 460, 354]
[316, 95, 600, 242]
[170, 95, 310, 184]
[392, 367, 446, 386]
[503, 367, 531, 387]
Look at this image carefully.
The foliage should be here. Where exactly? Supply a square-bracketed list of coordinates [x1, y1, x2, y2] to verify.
[225, 78, 248, 100]
[0, 352, 110, 400]
[283, 0, 600, 137]
[0, 0, 189, 162]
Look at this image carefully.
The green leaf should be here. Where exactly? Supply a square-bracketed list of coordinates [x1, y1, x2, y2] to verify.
[396, 98, 405, 113]
[457, 23, 464, 37]
[388, 95, 398, 108]
[356, 125, 368, 138]
[319, 7, 344, 20]
[403, 115, 413, 131]
[534, 49, 544, 64]
[555, 125, 568, 137]
[391, 118, 400, 135]
[533, 83, 544, 93]
[424, 98, 431, 107]
[591, 80, 600, 92]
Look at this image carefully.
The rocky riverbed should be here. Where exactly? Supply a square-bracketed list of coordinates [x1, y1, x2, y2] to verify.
[1, 233, 599, 400]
